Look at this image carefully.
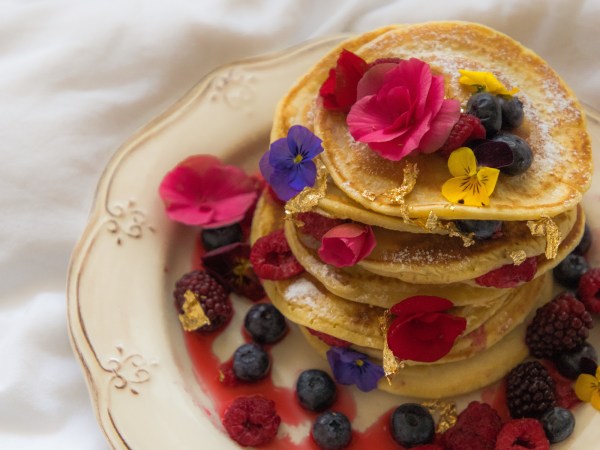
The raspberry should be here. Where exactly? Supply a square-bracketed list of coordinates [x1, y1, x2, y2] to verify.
[525, 292, 593, 358]
[494, 419, 549, 450]
[443, 401, 501, 450]
[540, 360, 581, 409]
[578, 267, 600, 314]
[307, 328, 351, 348]
[506, 361, 556, 419]
[296, 212, 345, 241]
[173, 270, 231, 332]
[475, 257, 537, 288]
[439, 113, 486, 157]
[250, 230, 304, 280]
[222, 395, 281, 447]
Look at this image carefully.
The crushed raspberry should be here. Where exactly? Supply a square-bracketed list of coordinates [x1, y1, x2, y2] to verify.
[222, 395, 281, 447]
[439, 113, 486, 157]
[494, 419, 549, 450]
[296, 212, 345, 241]
[475, 257, 537, 288]
[481, 380, 511, 423]
[413, 445, 444, 450]
[578, 267, 600, 314]
[250, 230, 304, 280]
[541, 360, 581, 409]
[444, 401, 501, 449]
[307, 327, 352, 348]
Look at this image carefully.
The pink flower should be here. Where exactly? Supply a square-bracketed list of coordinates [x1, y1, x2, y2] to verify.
[159, 155, 259, 228]
[347, 58, 461, 161]
[318, 223, 376, 267]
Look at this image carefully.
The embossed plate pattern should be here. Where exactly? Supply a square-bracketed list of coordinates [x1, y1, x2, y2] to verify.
[68, 36, 600, 449]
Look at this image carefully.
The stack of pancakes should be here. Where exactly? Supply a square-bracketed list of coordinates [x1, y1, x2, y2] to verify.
[250, 22, 592, 398]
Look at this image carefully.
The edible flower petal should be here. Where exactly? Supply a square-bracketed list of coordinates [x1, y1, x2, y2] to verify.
[575, 366, 600, 411]
[458, 69, 519, 96]
[347, 58, 460, 161]
[260, 125, 324, 201]
[159, 155, 259, 228]
[319, 49, 368, 112]
[326, 346, 384, 392]
[318, 223, 376, 267]
[387, 296, 467, 363]
[441, 147, 499, 206]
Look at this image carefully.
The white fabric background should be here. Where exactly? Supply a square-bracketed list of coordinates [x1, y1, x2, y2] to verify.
[1, 1, 599, 448]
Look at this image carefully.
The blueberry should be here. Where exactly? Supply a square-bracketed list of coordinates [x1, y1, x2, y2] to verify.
[201, 223, 243, 251]
[554, 342, 598, 379]
[553, 253, 589, 289]
[296, 369, 337, 412]
[490, 133, 533, 176]
[455, 220, 502, 239]
[390, 403, 435, 447]
[573, 223, 592, 255]
[244, 303, 288, 345]
[312, 411, 352, 450]
[466, 92, 502, 137]
[232, 343, 270, 381]
[540, 407, 575, 444]
[499, 96, 524, 129]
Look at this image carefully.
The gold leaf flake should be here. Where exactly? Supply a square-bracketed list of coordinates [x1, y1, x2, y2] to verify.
[361, 190, 377, 201]
[178, 290, 211, 331]
[425, 211, 474, 247]
[380, 162, 419, 221]
[509, 249, 527, 266]
[527, 216, 561, 259]
[285, 157, 328, 216]
[379, 310, 404, 383]
[422, 400, 458, 433]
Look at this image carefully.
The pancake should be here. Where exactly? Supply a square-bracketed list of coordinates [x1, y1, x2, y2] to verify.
[292, 205, 581, 284]
[299, 320, 530, 399]
[271, 22, 592, 221]
[263, 271, 550, 366]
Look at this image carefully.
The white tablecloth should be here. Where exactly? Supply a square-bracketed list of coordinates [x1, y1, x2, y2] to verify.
[1, 1, 599, 448]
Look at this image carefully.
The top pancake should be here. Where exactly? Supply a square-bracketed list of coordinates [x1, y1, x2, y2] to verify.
[273, 22, 592, 221]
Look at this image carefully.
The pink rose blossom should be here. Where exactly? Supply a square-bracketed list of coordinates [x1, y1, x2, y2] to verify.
[347, 58, 461, 161]
[318, 223, 376, 267]
[159, 155, 259, 228]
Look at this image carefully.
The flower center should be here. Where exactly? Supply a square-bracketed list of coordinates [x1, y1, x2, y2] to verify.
[355, 359, 364, 367]
[233, 258, 251, 278]
[294, 154, 304, 164]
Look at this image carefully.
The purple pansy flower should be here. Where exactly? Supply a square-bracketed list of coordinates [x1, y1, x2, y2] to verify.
[259, 125, 323, 201]
[326, 346, 384, 392]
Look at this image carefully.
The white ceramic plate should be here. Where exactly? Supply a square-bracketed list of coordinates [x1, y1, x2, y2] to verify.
[68, 36, 600, 449]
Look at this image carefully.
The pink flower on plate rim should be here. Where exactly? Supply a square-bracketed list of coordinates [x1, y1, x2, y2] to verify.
[347, 57, 461, 161]
[318, 223, 376, 267]
[159, 155, 259, 229]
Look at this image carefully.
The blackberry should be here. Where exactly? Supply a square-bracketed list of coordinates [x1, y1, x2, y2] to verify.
[526, 292, 593, 358]
[173, 270, 231, 332]
[506, 361, 556, 418]
[553, 253, 589, 289]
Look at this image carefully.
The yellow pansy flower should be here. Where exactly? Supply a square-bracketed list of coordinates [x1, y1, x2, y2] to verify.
[441, 147, 499, 207]
[575, 366, 600, 411]
[458, 70, 519, 96]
